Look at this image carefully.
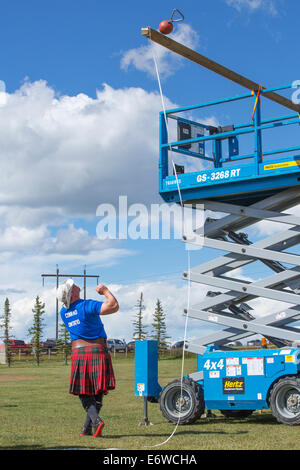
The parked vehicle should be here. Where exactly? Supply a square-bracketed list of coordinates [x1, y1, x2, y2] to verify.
[0, 339, 32, 355]
[30, 339, 59, 354]
[227, 341, 243, 348]
[107, 339, 127, 352]
[42, 339, 57, 350]
[171, 340, 189, 349]
[126, 341, 135, 352]
[247, 339, 261, 347]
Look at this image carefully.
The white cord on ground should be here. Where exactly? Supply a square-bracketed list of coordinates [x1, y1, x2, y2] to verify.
[146, 252, 191, 449]
[143, 40, 191, 449]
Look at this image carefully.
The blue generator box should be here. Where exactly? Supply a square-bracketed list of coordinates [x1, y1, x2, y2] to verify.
[134, 340, 162, 399]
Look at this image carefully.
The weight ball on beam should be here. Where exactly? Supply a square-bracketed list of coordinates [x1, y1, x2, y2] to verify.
[158, 20, 173, 35]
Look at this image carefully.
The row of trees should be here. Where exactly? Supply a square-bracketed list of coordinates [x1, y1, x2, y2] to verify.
[1, 291, 171, 365]
[133, 293, 170, 355]
[0, 296, 70, 367]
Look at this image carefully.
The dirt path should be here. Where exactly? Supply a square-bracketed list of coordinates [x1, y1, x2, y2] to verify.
[0, 376, 35, 381]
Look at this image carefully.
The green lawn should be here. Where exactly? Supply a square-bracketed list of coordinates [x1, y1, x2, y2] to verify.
[0, 355, 299, 450]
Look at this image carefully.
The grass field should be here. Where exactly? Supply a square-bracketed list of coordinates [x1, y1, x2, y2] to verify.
[0, 354, 300, 451]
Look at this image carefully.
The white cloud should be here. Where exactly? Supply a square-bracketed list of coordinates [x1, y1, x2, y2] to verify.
[226, 0, 279, 15]
[0, 225, 48, 252]
[0, 79, 174, 221]
[246, 204, 300, 239]
[121, 24, 199, 79]
[2, 206, 66, 229]
[0, 219, 133, 263]
[45, 224, 107, 255]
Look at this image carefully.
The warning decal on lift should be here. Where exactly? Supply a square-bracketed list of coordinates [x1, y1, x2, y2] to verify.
[264, 160, 300, 171]
[226, 357, 239, 366]
[285, 355, 295, 362]
[137, 383, 145, 396]
[223, 377, 245, 394]
[226, 357, 241, 376]
[226, 365, 242, 377]
[245, 357, 264, 376]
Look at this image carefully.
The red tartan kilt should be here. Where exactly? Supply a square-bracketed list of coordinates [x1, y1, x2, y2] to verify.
[69, 345, 115, 396]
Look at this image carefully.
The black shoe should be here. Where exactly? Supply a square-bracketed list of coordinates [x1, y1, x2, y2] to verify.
[92, 418, 105, 438]
[80, 425, 93, 436]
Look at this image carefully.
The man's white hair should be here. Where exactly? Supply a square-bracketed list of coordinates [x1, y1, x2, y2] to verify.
[56, 278, 74, 309]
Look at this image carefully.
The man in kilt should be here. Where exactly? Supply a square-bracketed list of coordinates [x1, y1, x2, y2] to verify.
[57, 278, 119, 437]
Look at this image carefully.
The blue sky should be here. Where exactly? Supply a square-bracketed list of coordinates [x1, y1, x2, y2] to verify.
[0, 0, 299, 343]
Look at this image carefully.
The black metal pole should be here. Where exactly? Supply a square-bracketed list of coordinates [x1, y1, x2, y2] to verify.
[84, 266, 86, 300]
[56, 266, 59, 340]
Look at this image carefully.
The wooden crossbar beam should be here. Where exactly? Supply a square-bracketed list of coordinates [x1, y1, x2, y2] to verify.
[141, 27, 300, 113]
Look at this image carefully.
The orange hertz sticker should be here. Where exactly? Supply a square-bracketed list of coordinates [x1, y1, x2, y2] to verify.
[264, 161, 300, 171]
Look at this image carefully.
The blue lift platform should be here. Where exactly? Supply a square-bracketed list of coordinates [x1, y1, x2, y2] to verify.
[134, 26, 300, 426]
[159, 88, 300, 207]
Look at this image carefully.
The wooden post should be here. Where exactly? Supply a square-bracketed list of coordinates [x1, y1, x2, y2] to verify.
[141, 27, 300, 113]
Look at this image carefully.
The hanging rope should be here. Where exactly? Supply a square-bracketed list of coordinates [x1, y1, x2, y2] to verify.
[151, 29, 183, 206]
[142, 35, 192, 449]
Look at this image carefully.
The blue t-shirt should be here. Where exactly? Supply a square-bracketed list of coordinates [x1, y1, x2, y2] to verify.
[60, 299, 106, 342]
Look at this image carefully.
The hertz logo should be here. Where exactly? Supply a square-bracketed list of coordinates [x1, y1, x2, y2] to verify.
[224, 380, 243, 388]
[223, 377, 245, 395]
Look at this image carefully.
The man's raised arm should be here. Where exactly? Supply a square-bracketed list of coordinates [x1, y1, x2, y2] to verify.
[96, 284, 119, 315]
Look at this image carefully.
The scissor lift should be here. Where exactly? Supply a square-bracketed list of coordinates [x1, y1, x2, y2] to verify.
[183, 188, 300, 354]
[139, 27, 300, 425]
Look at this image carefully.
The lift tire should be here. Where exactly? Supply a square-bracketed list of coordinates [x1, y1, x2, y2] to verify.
[220, 410, 253, 419]
[269, 376, 300, 425]
[159, 377, 204, 425]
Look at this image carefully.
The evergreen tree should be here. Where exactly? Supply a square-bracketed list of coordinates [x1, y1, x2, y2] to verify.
[28, 296, 45, 366]
[0, 298, 13, 367]
[132, 292, 148, 340]
[57, 322, 71, 365]
[151, 299, 170, 356]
